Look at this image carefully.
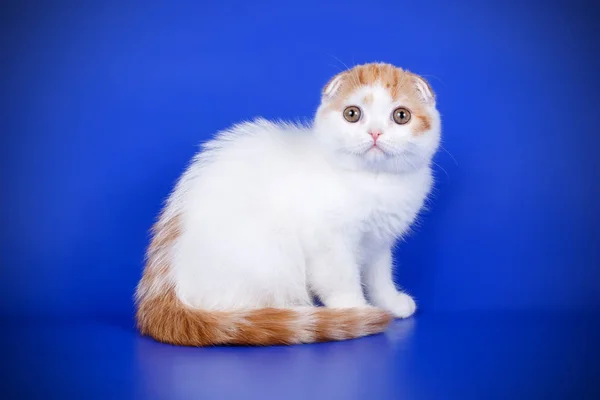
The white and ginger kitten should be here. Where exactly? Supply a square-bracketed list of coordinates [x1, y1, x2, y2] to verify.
[135, 62, 441, 346]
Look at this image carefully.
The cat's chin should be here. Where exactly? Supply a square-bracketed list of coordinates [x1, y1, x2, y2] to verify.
[358, 149, 430, 174]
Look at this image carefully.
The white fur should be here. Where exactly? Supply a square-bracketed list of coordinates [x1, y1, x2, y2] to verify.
[156, 81, 441, 319]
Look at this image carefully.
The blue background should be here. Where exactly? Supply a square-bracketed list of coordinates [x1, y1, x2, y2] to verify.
[2, 0, 599, 399]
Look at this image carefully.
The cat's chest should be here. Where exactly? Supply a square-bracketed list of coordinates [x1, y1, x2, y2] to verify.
[346, 170, 431, 240]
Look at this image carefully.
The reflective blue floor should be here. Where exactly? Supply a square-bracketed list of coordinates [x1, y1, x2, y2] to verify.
[4, 311, 599, 399]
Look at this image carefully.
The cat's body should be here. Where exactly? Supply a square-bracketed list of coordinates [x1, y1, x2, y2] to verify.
[136, 63, 441, 346]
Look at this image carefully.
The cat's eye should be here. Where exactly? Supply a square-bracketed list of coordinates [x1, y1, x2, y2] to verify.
[392, 107, 411, 125]
[343, 106, 362, 123]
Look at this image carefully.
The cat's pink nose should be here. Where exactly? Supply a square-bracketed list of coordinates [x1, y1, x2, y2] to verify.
[369, 130, 382, 141]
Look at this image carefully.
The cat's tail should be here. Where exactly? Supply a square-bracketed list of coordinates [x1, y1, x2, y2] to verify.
[136, 288, 393, 346]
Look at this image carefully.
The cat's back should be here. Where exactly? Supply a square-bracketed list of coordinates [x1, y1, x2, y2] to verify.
[198, 118, 310, 165]
[177, 118, 330, 215]
[185, 119, 314, 184]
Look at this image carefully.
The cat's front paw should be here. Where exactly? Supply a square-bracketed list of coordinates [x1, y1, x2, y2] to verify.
[384, 292, 417, 319]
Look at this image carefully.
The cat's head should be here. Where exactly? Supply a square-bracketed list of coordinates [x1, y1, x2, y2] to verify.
[314, 63, 441, 173]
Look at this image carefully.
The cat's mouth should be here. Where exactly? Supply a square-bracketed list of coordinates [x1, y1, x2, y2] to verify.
[366, 142, 391, 156]
[344, 142, 393, 158]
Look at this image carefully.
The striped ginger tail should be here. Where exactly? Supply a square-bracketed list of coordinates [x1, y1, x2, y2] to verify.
[137, 212, 391, 345]
[136, 288, 392, 346]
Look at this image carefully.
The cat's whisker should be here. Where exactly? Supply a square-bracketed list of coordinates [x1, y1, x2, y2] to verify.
[327, 54, 360, 88]
[420, 74, 447, 88]
[401, 154, 417, 170]
[327, 53, 352, 72]
[431, 160, 450, 180]
[439, 144, 458, 166]
[328, 63, 345, 74]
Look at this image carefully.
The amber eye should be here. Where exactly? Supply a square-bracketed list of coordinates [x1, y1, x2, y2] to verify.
[343, 106, 362, 123]
[392, 107, 411, 124]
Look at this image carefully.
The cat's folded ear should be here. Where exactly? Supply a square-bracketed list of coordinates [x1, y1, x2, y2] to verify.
[322, 72, 347, 101]
[411, 74, 436, 106]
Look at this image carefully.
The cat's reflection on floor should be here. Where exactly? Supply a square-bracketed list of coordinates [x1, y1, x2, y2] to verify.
[134, 318, 416, 400]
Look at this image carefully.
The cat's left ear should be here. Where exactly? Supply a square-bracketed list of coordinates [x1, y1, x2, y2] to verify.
[412, 74, 436, 106]
[322, 72, 346, 101]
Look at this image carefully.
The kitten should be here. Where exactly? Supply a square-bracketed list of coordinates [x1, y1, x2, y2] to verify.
[135, 62, 441, 346]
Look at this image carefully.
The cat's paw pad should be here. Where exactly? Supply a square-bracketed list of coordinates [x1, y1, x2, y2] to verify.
[387, 292, 417, 319]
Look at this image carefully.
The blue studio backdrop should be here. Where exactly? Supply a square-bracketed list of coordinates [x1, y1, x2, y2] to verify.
[2, 1, 600, 399]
